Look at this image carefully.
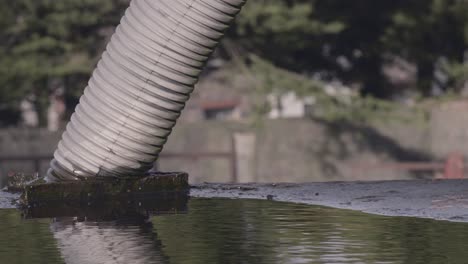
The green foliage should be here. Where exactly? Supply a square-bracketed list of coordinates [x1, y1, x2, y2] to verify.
[0, 0, 128, 126]
[240, 55, 326, 120]
[243, 55, 426, 125]
[317, 95, 429, 125]
[234, 0, 345, 72]
[443, 61, 468, 92]
[381, 0, 468, 94]
[231, 0, 468, 98]
[247, 55, 324, 96]
[1, 0, 468, 126]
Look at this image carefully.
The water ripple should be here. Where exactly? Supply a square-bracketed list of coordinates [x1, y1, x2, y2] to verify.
[1, 198, 468, 264]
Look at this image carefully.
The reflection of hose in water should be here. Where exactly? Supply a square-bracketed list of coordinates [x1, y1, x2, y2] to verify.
[50, 218, 170, 264]
[47, 0, 247, 181]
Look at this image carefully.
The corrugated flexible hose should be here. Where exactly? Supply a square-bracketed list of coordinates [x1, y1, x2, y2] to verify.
[47, 0, 246, 181]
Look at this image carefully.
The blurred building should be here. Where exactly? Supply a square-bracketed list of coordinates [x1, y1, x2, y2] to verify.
[20, 98, 39, 127]
[47, 93, 66, 132]
[180, 67, 319, 122]
[267, 92, 315, 119]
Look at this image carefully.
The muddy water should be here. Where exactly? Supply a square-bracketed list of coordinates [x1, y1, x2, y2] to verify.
[1, 198, 468, 264]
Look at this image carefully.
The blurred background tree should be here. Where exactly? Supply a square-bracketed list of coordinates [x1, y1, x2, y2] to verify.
[229, 0, 468, 98]
[1, 0, 468, 127]
[0, 0, 127, 126]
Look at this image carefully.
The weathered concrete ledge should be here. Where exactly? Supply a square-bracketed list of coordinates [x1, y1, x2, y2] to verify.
[4, 178, 468, 222]
[191, 179, 468, 222]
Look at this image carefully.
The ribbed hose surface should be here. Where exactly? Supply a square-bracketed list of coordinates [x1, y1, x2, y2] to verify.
[47, 0, 246, 181]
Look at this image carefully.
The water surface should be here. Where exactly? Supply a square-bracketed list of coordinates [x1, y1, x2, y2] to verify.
[1, 198, 468, 264]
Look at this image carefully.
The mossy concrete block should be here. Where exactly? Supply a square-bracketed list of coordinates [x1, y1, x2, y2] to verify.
[22, 172, 189, 205]
[24, 191, 189, 220]
[6, 173, 39, 193]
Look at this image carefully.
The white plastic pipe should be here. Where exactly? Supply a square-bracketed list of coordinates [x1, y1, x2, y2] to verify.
[47, 0, 246, 181]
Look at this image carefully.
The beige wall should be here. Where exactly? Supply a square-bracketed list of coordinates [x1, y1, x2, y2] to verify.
[2, 105, 458, 184]
[160, 119, 432, 183]
[430, 101, 468, 158]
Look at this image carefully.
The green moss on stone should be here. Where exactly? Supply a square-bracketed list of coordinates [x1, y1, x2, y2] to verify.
[22, 172, 189, 205]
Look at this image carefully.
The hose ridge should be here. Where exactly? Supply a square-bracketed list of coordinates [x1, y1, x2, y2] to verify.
[48, 0, 247, 181]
